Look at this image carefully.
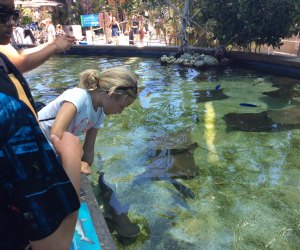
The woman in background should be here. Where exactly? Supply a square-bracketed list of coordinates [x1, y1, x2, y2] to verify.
[110, 17, 120, 45]
[23, 28, 35, 44]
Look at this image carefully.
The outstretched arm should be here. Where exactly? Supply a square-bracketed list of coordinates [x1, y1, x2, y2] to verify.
[0, 35, 75, 73]
[82, 127, 99, 166]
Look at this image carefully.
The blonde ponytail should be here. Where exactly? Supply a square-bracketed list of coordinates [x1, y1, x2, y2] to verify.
[78, 67, 138, 97]
[79, 69, 100, 90]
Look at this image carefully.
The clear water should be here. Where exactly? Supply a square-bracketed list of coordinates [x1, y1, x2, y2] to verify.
[25, 55, 300, 250]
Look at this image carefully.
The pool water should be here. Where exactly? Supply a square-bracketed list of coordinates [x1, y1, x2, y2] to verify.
[25, 55, 300, 250]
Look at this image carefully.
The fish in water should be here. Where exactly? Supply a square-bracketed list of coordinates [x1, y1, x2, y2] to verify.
[98, 172, 140, 243]
[75, 218, 95, 244]
[194, 88, 229, 103]
[262, 88, 300, 100]
[133, 130, 198, 198]
[224, 106, 300, 132]
[160, 175, 195, 199]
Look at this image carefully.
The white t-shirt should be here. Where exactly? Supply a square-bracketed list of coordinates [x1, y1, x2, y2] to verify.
[13, 27, 24, 44]
[47, 24, 56, 42]
[38, 87, 105, 146]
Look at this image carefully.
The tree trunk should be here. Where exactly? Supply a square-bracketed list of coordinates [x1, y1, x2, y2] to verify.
[66, 0, 72, 25]
[179, 0, 190, 54]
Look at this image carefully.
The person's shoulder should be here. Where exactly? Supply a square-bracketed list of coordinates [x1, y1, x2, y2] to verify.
[0, 44, 15, 52]
[60, 88, 87, 106]
[64, 88, 88, 99]
[0, 44, 18, 61]
[65, 87, 86, 94]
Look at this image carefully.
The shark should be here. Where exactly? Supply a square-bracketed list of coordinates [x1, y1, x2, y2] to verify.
[75, 218, 95, 244]
[98, 172, 140, 243]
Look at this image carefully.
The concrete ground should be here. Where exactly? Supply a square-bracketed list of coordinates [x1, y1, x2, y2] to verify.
[88, 33, 168, 47]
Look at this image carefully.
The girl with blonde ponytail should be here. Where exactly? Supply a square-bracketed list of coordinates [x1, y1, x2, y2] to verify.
[38, 66, 138, 174]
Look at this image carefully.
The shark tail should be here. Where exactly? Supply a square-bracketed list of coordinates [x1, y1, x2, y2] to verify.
[80, 235, 95, 244]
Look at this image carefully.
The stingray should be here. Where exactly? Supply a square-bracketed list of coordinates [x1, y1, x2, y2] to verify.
[194, 88, 229, 103]
[223, 106, 300, 132]
[270, 76, 300, 88]
[262, 88, 300, 100]
[133, 130, 198, 199]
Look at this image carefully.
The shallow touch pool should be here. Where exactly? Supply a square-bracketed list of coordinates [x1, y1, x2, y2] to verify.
[25, 55, 300, 250]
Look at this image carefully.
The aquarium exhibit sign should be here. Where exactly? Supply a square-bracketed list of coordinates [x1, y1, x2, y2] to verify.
[80, 14, 100, 27]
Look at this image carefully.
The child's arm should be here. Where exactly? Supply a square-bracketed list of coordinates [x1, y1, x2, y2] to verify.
[50, 102, 77, 138]
[82, 127, 99, 166]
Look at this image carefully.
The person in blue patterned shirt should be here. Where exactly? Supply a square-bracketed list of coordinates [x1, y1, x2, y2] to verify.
[0, 1, 82, 249]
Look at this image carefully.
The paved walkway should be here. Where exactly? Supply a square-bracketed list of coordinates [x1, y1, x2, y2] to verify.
[86, 33, 168, 47]
[227, 51, 300, 69]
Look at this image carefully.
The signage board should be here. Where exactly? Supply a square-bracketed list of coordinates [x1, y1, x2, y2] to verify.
[80, 14, 100, 27]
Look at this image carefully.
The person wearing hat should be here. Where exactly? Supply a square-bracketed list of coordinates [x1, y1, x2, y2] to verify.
[36, 20, 47, 44]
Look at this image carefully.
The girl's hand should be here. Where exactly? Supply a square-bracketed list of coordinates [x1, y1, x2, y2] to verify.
[81, 161, 92, 175]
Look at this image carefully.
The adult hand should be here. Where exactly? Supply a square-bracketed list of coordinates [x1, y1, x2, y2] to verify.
[51, 132, 82, 194]
[52, 35, 76, 52]
[51, 132, 82, 161]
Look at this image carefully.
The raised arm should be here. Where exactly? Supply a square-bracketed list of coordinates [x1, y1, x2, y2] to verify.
[0, 35, 75, 73]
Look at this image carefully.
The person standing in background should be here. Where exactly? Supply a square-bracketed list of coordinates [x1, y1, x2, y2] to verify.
[12, 25, 23, 43]
[139, 24, 145, 46]
[36, 20, 47, 44]
[110, 16, 120, 45]
[154, 17, 161, 40]
[131, 15, 139, 44]
[56, 24, 65, 37]
[23, 28, 36, 44]
[45, 18, 55, 43]
[105, 12, 112, 44]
